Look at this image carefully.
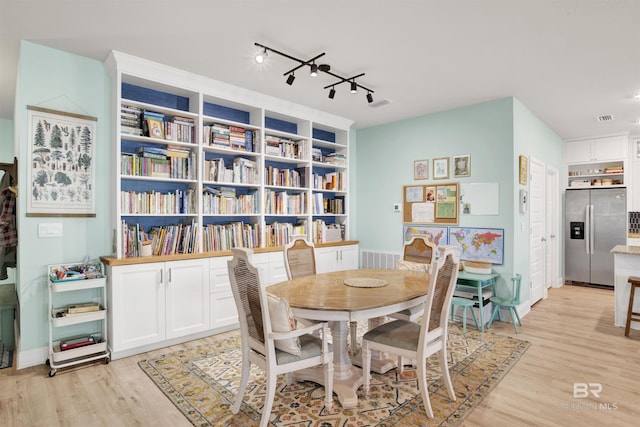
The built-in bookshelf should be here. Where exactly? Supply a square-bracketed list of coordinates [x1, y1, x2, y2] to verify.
[106, 51, 352, 258]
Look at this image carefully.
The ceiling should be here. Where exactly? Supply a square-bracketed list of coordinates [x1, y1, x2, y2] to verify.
[1, 0, 639, 140]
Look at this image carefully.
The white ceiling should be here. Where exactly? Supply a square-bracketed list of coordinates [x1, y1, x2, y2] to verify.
[1, 0, 639, 140]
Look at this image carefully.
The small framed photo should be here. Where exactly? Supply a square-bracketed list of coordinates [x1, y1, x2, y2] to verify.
[453, 155, 470, 178]
[519, 155, 528, 185]
[146, 118, 164, 139]
[414, 159, 429, 180]
[433, 157, 449, 180]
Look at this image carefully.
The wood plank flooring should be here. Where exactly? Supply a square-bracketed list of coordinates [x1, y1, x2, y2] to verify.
[0, 284, 638, 426]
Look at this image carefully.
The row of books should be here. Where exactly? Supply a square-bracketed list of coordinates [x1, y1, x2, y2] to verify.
[204, 123, 258, 152]
[205, 157, 258, 184]
[264, 166, 305, 188]
[121, 103, 196, 143]
[264, 190, 308, 215]
[264, 221, 306, 248]
[121, 189, 196, 215]
[121, 152, 196, 180]
[202, 187, 259, 215]
[264, 135, 308, 159]
[312, 171, 346, 191]
[203, 222, 261, 252]
[312, 194, 345, 215]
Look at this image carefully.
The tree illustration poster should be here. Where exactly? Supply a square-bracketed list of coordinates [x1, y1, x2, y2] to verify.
[27, 106, 97, 216]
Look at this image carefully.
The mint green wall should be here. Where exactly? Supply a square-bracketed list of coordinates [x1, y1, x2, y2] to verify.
[15, 41, 111, 353]
[0, 118, 14, 163]
[354, 97, 562, 306]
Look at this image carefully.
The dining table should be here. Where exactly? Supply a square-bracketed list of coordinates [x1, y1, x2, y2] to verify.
[267, 268, 431, 409]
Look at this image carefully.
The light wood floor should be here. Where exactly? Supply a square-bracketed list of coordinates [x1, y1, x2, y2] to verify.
[0, 285, 638, 426]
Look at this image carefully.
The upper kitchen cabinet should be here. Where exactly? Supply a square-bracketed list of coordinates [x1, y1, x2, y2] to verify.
[565, 134, 629, 189]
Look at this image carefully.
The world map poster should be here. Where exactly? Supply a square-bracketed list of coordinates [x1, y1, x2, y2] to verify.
[448, 227, 504, 265]
[403, 225, 448, 246]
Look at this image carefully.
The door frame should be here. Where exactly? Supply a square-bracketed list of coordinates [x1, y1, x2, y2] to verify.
[546, 166, 561, 288]
[529, 156, 547, 304]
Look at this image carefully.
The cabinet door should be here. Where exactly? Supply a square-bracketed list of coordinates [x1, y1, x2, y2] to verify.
[565, 140, 592, 163]
[315, 247, 336, 274]
[337, 245, 359, 270]
[165, 259, 210, 339]
[209, 256, 237, 328]
[593, 136, 626, 161]
[268, 252, 288, 284]
[110, 262, 165, 352]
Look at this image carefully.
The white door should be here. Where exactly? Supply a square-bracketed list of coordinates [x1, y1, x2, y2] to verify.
[165, 259, 210, 339]
[530, 157, 546, 304]
[546, 166, 560, 289]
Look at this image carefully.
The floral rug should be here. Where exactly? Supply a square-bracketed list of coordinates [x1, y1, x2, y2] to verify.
[138, 323, 529, 426]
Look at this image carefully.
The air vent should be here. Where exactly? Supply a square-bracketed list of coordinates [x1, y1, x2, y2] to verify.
[597, 115, 614, 122]
[368, 98, 392, 108]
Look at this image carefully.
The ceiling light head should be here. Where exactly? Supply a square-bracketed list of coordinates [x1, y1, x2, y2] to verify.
[329, 87, 336, 99]
[350, 81, 357, 94]
[255, 48, 268, 64]
[366, 92, 373, 103]
[286, 73, 296, 86]
[310, 62, 318, 77]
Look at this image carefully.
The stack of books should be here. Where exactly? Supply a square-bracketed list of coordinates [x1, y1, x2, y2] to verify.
[121, 103, 143, 135]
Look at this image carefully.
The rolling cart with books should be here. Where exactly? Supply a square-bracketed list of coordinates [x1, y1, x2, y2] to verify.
[46, 261, 110, 376]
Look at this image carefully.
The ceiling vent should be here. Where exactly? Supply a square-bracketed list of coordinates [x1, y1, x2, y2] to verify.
[368, 98, 392, 108]
[597, 114, 614, 122]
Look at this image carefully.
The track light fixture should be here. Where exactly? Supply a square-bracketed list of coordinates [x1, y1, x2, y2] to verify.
[254, 42, 375, 103]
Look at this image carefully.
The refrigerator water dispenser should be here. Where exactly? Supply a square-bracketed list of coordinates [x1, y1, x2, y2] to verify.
[570, 222, 584, 240]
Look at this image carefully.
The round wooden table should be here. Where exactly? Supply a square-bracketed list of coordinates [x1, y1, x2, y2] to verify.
[267, 268, 430, 408]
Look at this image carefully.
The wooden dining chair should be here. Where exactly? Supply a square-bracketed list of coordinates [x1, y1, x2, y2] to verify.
[362, 246, 460, 418]
[388, 236, 437, 322]
[284, 237, 359, 353]
[228, 248, 334, 427]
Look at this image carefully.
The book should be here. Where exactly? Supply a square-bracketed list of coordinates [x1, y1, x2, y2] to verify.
[67, 302, 101, 314]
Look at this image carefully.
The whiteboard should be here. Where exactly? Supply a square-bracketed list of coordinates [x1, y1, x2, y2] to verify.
[460, 183, 499, 215]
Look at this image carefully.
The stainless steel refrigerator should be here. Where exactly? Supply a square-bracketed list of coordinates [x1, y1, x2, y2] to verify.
[565, 187, 627, 287]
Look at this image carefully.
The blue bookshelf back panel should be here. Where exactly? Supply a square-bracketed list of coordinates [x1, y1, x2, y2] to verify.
[203, 102, 250, 124]
[122, 83, 190, 111]
[121, 179, 192, 193]
[265, 117, 297, 134]
[203, 216, 256, 226]
[312, 128, 336, 142]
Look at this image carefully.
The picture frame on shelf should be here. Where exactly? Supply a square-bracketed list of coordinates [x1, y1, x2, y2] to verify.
[27, 106, 97, 217]
[519, 155, 529, 185]
[453, 155, 470, 178]
[146, 117, 164, 139]
[414, 159, 429, 180]
[433, 157, 449, 180]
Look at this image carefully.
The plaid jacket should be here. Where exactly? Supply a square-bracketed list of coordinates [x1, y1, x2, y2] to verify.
[0, 188, 17, 248]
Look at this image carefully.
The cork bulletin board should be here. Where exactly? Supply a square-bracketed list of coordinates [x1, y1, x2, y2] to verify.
[403, 182, 459, 225]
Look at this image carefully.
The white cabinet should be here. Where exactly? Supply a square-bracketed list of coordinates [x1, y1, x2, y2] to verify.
[209, 256, 237, 329]
[565, 135, 629, 188]
[107, 258, 209, 357]
[316, 244, 359, 273]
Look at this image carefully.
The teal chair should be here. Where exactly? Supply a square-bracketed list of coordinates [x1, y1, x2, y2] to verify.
[450, 297, 479, 334]
[487, 274, 522, 333]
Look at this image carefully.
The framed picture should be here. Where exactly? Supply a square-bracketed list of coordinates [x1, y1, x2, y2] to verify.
[414, 159, 429, 180]
[519, 155, 528, 185]
[433, 157, 449, 179]
[27, 106, 97, 217]
[146, 117, 164, 139]
[453, 155, 470, 178]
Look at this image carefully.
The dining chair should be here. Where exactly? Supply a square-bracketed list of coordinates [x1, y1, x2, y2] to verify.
[228, 248, 334, 427]
[283, 237, 360, 354]
[487, 274, 523, 333]
[362, 246, 460, 418]
[388, 236, 437, 322]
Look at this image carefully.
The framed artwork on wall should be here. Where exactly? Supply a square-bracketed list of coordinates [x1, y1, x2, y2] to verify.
[453, 155, 470, 178]
[27, 106, 97, 217]
[414, 159, 429, 180]
[433, 157, 449, 180]
[519, 155, 529, 185]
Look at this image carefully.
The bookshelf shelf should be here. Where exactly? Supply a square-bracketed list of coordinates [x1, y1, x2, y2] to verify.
[107, 50, 352, 259]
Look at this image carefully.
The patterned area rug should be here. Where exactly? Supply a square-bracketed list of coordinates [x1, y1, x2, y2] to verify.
[0, 341, 12, 370]
[139, 323, 529, 426]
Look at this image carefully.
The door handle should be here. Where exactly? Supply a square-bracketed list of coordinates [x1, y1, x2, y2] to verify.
[541, 237, 547, 242]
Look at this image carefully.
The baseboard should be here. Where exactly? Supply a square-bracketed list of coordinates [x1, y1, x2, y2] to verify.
[17, 345, 48, 370]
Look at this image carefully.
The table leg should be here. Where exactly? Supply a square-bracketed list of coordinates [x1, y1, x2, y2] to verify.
[477, 285, 485, 332]
[293, 320, 363, 409]
[351, 317, 398, 374]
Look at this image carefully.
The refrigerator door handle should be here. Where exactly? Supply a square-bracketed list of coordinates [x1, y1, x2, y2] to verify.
[585, 204, 590, 254]
[589, 204, 595, 255]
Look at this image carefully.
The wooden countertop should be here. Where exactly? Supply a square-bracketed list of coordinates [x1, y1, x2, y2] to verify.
[629, 233, 640, 238]
[611, 245, 640, 255]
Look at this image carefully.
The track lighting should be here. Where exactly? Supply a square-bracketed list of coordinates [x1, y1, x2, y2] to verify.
[255, 48, 268, 64]
[254, 42, 375, 104]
